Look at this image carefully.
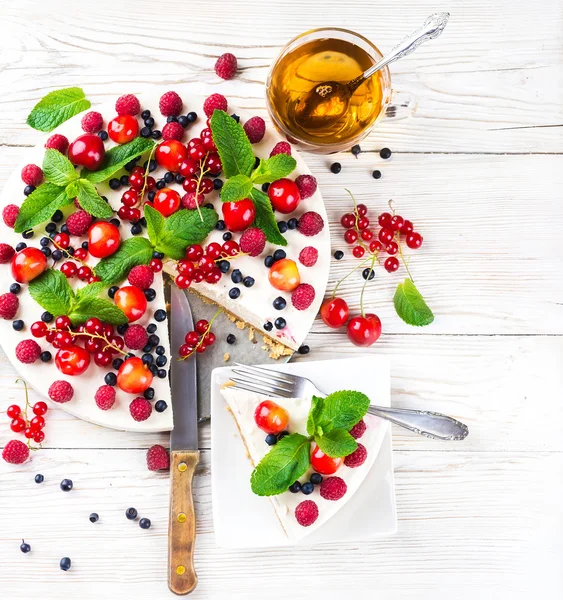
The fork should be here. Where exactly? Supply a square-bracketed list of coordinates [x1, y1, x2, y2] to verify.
[230, 363, 469, 441]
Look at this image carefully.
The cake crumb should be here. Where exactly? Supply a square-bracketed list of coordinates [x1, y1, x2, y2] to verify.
[262, 335, 294, 360]
[224, 352, 230, 362]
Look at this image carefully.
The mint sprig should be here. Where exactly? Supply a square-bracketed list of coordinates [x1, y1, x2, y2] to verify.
[394, 278, 434, 326]
[251, 154, 296, 185]
[250, 188, 287, 247]
[14, 183, 74, 233]
[75, 179, 113, 219]
[82, 138, 155, 183]
[209, 110, 255, 178]
[26, 87, 90, 132]
[220, 174, 254, 203]
[95, 237, 154, 285]
[42, 149, 79, 187]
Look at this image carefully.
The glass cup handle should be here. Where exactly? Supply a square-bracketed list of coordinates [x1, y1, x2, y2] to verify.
[383, 90, 419, 121]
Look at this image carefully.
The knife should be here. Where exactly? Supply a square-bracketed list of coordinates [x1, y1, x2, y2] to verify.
[168, 286, 199, 595]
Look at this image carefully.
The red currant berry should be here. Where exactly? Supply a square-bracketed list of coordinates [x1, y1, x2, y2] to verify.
[198, 256, 215, 274]
[154, 187, 181, 216]
[185, 331, 200, 346]
[88, 222, 121, 258]
[195, 320, 209, 335]
[204, 267, 222, 284]
[406, 232, 423, 249]
[175, 274, 191, 289]
[200, 178, 214, 195]
[10, 417, 26, 433]
[74, 248, 88, 261]
[378, 228, 394, 244]
[357, 203, 368, 217]
[320, 297, 349, 329]
[384, 257, 400, 273]
[32, 401, 48, 416]
[357, 216, 369, 230]
[54, 232, 70, 249]
[6, 405, 21, 419]
[344, 229, 358, 244]
[206, 242, 222, 260]
[94, 350, 112, 367]
[386, 241, 398, 255]
[360, 229, 374, 241]
[60, 261, 77, 278]
[179, 158, 199, 178]
[204, 332, 216, 346]
[353, 246, 365, 258]
[129, 207, 141, 222]
[121, 188, 139, 207]
[118, 205, 132, 220]
[196, 343, 207, 354]
[129, 167, 145, 191]
[200, 128, 217, 152]
[185, 245, 203, 262]
[310, 444, 343, 475]
[54, 330, 73, 349]
[193, 271, 204, 283]
[77, 265, 93, 281]
[150, 258, 163, 273]
[85, 317, 103, 335]
[182, 178, 198, 193]
[390, 215, 404, 231]
[254, 400, 289, 434]
[177, 260, 196, 279]
[55, 315, 72, 330]
[30, 416, 45, 430]
[268, 178, 301, 214]
[221, 240, 240, 256]
[378, 212, 392, 228]
[108, 115, 139, 144]
[110, 335, 124, 353]
[31, 321, 48, 338]
[33, 430, 45, 444]
[85, 337, 103, 353]
[188, 140, 205, 161]
[179, 344, 193, 358]
[222, 199, 256, 232]
[204, 152, 222, 175]
[340, 213, 356, 229]
[24, 427, 35, 439]
[400, 219, 414, 235]
[46, 330, 56, 343]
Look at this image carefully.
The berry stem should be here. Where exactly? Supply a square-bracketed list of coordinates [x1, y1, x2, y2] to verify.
[49, 327, 129, 357]
[359, 253, 377, 318]
[331, 255, 373, 299]
[193, 151, 211, 223]
[45, 232, 89, 268]
[179, 308, 221, 361]
[396, 233, 415, 283]
[15, 379, 40, 451]
[140, 143, 158, 200]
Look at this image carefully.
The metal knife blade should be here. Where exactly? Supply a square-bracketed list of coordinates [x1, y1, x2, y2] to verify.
[169, 286, 198, 452]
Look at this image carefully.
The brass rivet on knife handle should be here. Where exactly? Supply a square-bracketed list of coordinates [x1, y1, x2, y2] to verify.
[168, 449, 199, 595]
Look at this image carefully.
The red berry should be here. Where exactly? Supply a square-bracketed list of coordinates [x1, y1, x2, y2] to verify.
[128, 265, 154, 290]
[291, 283, 315, 311]
[0, 243, 15, 264]
[254, 400, 289, 434]
[204, 332, 216, 346]
[310, 444, 343, 475]
[55, 315, 71, 330]
[357, 216, 369, 230]
[116, 94, 141, 116]
[162, 121, 185, 141]
[154, 187, 181, 216]
[55, 345, 91, 376]
[184, 331, 200, 346]
[128, 167, 145, 191]
[386, 241, 398, 255]
[360, 229, 374, 241]
[203, 93, 228, 117]
[357, 203, 368, 217]
[2, 439, 29, 464]
[10, 417, 26, 433]
[48, 380, 74, 403]
[21, 164, 43, 187]
[159, 91, 183, 117]
[269, 142, 291, 157]
[186, 245, 203, 262]
[346, 314, 381, 346]
[60, 261, 77, 278]
[74, 247, 88, 261]
[243, 116, 266, 144]
[295, 500, 319, 527]
[24, 427, 34, 439]
[32, 402, 48, 416]
[344, 443, 368, 468]
[269, 258, 300, 292]
[378, 212, 392, 228]
[150, 258, 163, 273]
[88, 222, 121, 258]
[204, 152, 222, 175]
[195, 320, 208, 334]
[179, 158, 198, 178]
[177, 260, 195, 279]
[45, 134, 69, 154]
[205, 242, 222, 260]
[320, 297, 349, 328]
[81, 111, 104, 133]
[239, 228, 266, 257]
[53, 232, 70, 249]
[295, 174, 317, 200]
[33, 430, 45, 444]
[200, 128, 217, 152]
[31, 321, 48, 337]
[179, 344, 193, 358]
[15, 339, 41, 364]
[85, 317, 103, 334]
[130, 397, 152, 422]
[378, 228, 394, 244]
[199, 178, 214, 194]
[30, 416, 45, 430]
[406, 232, 423, 249]
[221, 240, 240, 256]
[129, 208, 141, 222]
[222, 199, 256, 232]
[268, 178, 301, 214]
[181, 191, 205, 210]
[94, 350, 112, 367]
[7, 405, 21, 419]
[117, 357, 153, 394]
[349, 419, 366, 439]
[344, 229, 358, 244]
[214, 52, 238, 80]
[114, 286, 147, 322]
[121, 188, 139, 207]
[369, 237, 383, 252]
[53, 331, 73, 349]
[319, 476, 347, 500]
[11, 247, 47, 283]
[384, 257, 400, 272]
[66, 210, 92, 236]
[390, 215, 404, 231]
[95, 385, 116, 410]
[155, 140, 188, 172]
[298, 246, 318, 267]
[68, 134, 105, 170]
[77, 265, 93, 281]
[340, 213, 355, 228]
[400, 219, 414, 235]
[0, 292, 19, 320]
[108, 115, 139, 144]
[352, 246, 365, 258]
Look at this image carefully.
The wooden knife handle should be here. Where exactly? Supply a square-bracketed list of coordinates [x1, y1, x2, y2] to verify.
[168, 449, 199, 595]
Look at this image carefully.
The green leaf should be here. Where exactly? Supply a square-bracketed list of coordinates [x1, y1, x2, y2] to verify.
[42, 149, 79, 187]
[28, 270, 73, 317]
[251, 154, 297, 185]
[75, 179, 113, 218]
[307, 395, 324, 437]
[209, 110, 255, 178]
[312, 391, 370, 435]
[144, 204, 165, 246]
[315, 428, 357, 458]
[14, 183, 74, 233]
[26, 87, 90, 132]
[220, 174, 253, 203]
[250, 433, 311, 497]
[249, 188, 287, 246]
[68, 296, 128, 326]
[393, 278, 434, 327]
[153, 207, 218, 260]
[74, 281, 107, 300]
[82, 138, 156, 183]
[65, 181, 79, 198]
[94, 237, 154, 285]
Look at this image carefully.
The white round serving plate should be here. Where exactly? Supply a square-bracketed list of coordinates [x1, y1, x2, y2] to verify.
[0, 88, 330, 432]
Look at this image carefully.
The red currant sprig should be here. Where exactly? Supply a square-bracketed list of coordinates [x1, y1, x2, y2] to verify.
[6, 380, 47, 448]
[178, 310, 221, 360]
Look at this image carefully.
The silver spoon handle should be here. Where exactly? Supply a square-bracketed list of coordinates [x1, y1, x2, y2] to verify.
[362, 12, 450, 80]
[367, 404, 468, 441]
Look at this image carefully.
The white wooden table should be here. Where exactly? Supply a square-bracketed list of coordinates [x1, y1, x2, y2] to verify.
[1, 1, 562, 598]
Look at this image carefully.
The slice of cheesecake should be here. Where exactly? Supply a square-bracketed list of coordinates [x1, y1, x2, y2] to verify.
[221, 386, 387, 542]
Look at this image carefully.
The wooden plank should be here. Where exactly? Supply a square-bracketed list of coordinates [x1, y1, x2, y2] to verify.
[2, 335, 562, 452]
[0, 0, 562, 152]
[0, 448, 561, 599]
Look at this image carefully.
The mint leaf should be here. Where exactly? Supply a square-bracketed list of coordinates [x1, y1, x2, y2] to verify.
[82, 138, 155, 183]
[74, 281, 106, 300]
[209, 110, 254, 178]
[42, 149, 79, 187]
[28, 270, 73, 317]
[250, 433, 310, 497]
[315, 428, 357, 458]
[152, 207, 218, 260]
[95, 237, 154, 284]
[312, 391, 370, 434]
[26, 87, 90, 132]
[307, 395, 324, 437]
[394, 278, 434, 327]
[68, 296, 128, 326]
[66, 181, 79, 198]
[144, 204, 165, 245]
[75, 179, 113, 218]
[249, 188, 287, 246]
[220, 174, 253, 203]
[251, 154, 297, 185]
[14, 183, 74, 233]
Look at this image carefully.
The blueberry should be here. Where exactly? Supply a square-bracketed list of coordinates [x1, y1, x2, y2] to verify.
[126, 507, 138, 520]
[156, 179, 165, 190]
[287, 218, 298, 230]
[120, 175, 130, 186]
[301, 482, 314, 495]
[215, 219, 226, 230]
[264, 321, 273, 332]
[213, 178, 223, 190]
[278, 430, 289, 440]
[81, 241, 89, 250]
[12, 320, 24, 331]
[274, 317, 286, 330]
[330, 162, 342, 174]
[61, 223, 70, 234]
[144, 117, 155, 128]
[152, 251, 164, 259]
[22, 229, 34, 239]
[142, 354, 153, 365]
[41, 311, 53, 323]
[273, 297, 286, 310]
[164, 171, 174, 183]
[60, 479, 73, 492]
[104, 372, 117, 386]
[151, 130, 162, 140]
[278, 221, 288, 233]
[243, 276, 255, 288]
[222, 232, 232, 241]
[154, 309, 166, 322]
[155, 345, 165, 356]
[310, 473, 323, 485]
[273, 249, 286, 262]
[187, 111, 197, 122]
[20, 541, 31, 553]
[264, 255, 274, 268]
[167, 115, 178, 123]
[139, 518, 151, 529]
[52, 210, 63, 222]
[145, 159, 157, 172]
[40, 351, 52, 363]
[261, 182, 270, 193]
[24, 185, 35, 196]
[147, 323, 157, 334]
[334, 250, 344, 260]
[156, 355, 167, 368]
[289, 481, 302, 493]
[98, 130, 109, 141]
[107, 286, 118, 299]
[148, 334, 160, 346]
[41, 247, 52, 258]
[116, 324, 128, 335]
[60, 557, 72, 571]
[231, 269, 243, 284]
[298, 345, 310, 355]
[130, 223, 142, 235]
[178, 115, 189, 127]
[265, 434, 277, 446]
[144, 288, 156, 302]
[140, 126, 152, 138]
[52, 249, 62, 262]
[46, 222, 57, 233]
[175, 173, 185, 184]
[231, 113, 240, 122]
[362, 268, 375, 281]
[351, 144, 361, 156]
[204, 202, 214, 210]
[157, 369, 167, 379]
[40, 236, 50, 247]
[372, 169, 382, 179]
[10, 283, 21, 294]
[226, 333, 236, 344]
[141, 110, 151, 120]
[155, 400, 168, 413]
[89, 513, 99, 523]
[229, 287, 240, 299]
[15, 242, 27, 252]
[109, 178, 121, 190]
[35, 474, 44, 484]
[218, 260, 230, 273]
[143, 343, 153, 354]
[380, 147, 392, 159]
[148, 191, 156, 202]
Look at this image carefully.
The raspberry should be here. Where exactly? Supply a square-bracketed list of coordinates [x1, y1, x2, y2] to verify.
[291, 283, 315, 311]
[124, 324, 149, 350]
[159, 91, 183, 117]
[45, 134, 69, 154]
[2, 439, 29, 464]
[162, 121, 184, 141]
[94, 385, 116, 410]
[203, 93, 228, 117]
[298, 246, 318, 267]
[0, 244, 15, 264]
[116, 94, 141, 116]
[146, 444, 170, 471]
[319, 476, 347, 501]
[21, 164, 43, 187]
[81, 111, 104, 133]
[297, 211, 324, 237]
[239, 227, 266, 257]
[181, 192, 205, 210]
[3, 204, 20, 228]
[349, 419, 366, 440]
[128, 265, 154, 290]
[269, 142, 291, 157]
[294, 500, 319, 527]
[243, 116, 266, 144]
[130, 397, 152, 422]
[66, 210, 92, 236]
[295, 174, 317, 199]
[214, 53, 238, 80]
[48, 380, 74, 403]
[344, 443, 367, 468]
[15, 339, 41, 364]
[0, 292, 19, 319]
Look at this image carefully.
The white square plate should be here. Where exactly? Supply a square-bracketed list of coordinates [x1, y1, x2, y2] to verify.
[210, 355, 397, 548]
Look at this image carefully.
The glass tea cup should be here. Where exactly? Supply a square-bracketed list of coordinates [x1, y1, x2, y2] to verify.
[266, 27, 417, 154]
